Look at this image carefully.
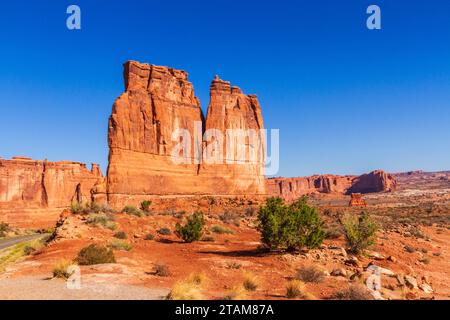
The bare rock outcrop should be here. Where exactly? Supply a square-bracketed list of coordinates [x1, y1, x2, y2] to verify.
[0, 157, 103, 227]
[349, 193, 367, 207]
[347, 170, 397, 194]
[107, 61, 266, 208]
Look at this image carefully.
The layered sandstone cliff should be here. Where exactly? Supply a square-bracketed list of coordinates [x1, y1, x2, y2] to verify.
[0, 157, 103, 227]
[107, 61, 266, 207]
[267, 170, 397, 201]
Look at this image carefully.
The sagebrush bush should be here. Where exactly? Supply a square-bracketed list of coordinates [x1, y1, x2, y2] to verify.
[297, 265, 325, 283]
[201, 235, 215, 242]
[211, 225, 234, 234]
[71, 202, 113, 214]
[86, 213, 117, 230]
[342, 212, 378, 254]
[113, 231, 127, 239]
[0, 222, 10, 237]
[23, 246, 36, 256]
[144, 233, 155, 240]
[108, 239, 132, 251]
[122, 205, 145, 217]
[70, 202, 84, 214]
[176, 212, 204, 243]
[219, 211, 241, 226]
[332, 284, 373, 300]
[154, 263, 170, 277]
[157, 228, 172, 235]
[76, 244, 116, 265]
[258, 197, 326, 251]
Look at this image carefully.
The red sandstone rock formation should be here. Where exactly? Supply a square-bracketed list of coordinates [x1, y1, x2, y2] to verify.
[347, 170, 397, 194]
[0, 157, 103, 227]
[107, 61, 266, 208]
[267, 170, 396, 201]
[200, 75, 266, 195]
[349, 193, 367, 207]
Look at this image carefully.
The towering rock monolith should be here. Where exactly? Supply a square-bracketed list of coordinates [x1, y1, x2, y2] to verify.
[107, 61, 267, 208]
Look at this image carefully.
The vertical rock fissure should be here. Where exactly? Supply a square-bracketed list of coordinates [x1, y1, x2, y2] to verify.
[40, 161, 49, 207]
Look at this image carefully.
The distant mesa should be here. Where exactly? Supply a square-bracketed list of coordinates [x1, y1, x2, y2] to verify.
[267, 170, 397, 201]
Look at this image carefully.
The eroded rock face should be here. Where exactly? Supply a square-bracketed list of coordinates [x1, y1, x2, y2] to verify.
[349, 193, 367, 207]
[0, 157, 103, 227]
[348, 170, 397, 194]
[107, 61, 266, 208]
[267, 170, 396, 201]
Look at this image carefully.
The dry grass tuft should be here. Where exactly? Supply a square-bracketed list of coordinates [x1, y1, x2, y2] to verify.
[223, 286, 247, 300]
[243, 272, 259, 292]
[166, 278, 205, 300]
[53, 259, 75, 279]
[186, 272, 209, 286]
[286, 280, 306, 299]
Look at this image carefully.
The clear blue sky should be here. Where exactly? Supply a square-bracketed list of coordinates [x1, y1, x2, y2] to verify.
[0, 0, 449, 177]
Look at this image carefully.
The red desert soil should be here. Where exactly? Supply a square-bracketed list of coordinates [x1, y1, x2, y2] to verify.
[0, 207, 448, 300]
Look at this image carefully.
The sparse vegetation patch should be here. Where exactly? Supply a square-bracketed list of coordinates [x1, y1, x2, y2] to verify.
[257, 197, 326, 251]
[342, 211, 378, 255]
[76, 244, 116, 265]
[176, 212, 204, 243]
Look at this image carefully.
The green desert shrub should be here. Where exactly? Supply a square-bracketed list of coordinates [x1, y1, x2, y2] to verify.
[342, 212, 378, 255]
[219, 211, 241, 226]
[113, 231, 127, 239]
[154, 263, 171, 277]
[200, 235, 215, 242]
[0, 222, 10, 237]
[257, 197, 326, 251]
[211, 225, 235, 234]
[86, 213, 117, 230]
[23, 246, 37, 256]
[71, 202, 113, 214]
[76, 244, 116, 265]
[140, 200, 152, 213]
[70, 202, 84, 214]
[176, 212, 205, 243]
[122, 205, 145, 217]
[144, 233, 155, 240]
[108, 239, 132, 251]
[157, 228, 172, 235]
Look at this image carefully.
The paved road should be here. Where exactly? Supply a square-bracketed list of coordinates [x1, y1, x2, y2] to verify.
[0, 234, 47, 251]
[0, 276, 169, 300]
